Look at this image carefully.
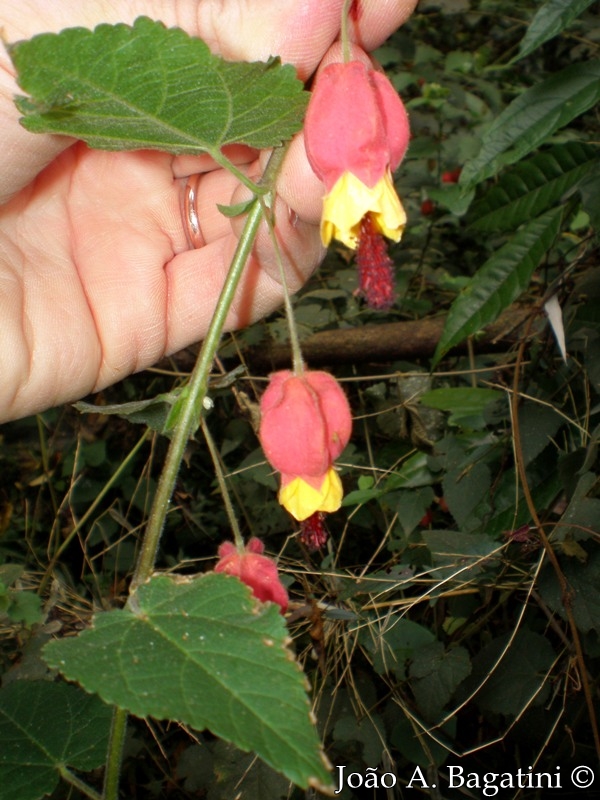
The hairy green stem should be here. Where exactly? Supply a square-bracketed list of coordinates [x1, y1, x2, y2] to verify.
[59, 766, 102, 800]
[102, 707, 128, 800]
[210, 148, 266, 196]
[129, 199, 262, 589]
[104, 146, 287, 800]
[130, 145, 286, 592]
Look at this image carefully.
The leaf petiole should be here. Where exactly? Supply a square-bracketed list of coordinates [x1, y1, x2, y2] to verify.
[58, 766, 103, 800]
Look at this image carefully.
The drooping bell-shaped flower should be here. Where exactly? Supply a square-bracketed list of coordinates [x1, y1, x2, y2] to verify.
[304, 60, 410, 250]
[214, 538, 288, 613]
[259, 370, 352, 522]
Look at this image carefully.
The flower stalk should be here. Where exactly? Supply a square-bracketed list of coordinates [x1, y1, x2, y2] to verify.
[130, 146, 288, 592]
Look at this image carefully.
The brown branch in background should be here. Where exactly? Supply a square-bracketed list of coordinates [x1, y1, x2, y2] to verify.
[161, 306, 538, 377]
[247, 306, 535, 371]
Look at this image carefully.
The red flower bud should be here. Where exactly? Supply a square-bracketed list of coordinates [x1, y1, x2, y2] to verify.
[259, 370, 352, 521]
[214, 538, 288, 613]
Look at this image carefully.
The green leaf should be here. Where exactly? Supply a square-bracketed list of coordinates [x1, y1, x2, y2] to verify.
[216, 199, 257, 218]
[539, 550, 600, 634]
[6, 591, 42, 627]
[10, 17, 308, 155]
[578, 159, 600, 231]
[485, 462, 562, 539]
[433, 206, 563, 364]
[443, 461, 492, 532]
[553, 472, 600, 545]
[0, 680, 112, 800]
[419, 387, 503, 428]
[410, 642, 471, 721]
[363, 618, 436, 679]
[463, 630, 555, 717]
[426, 184, 476, 216]
[385, 452, 436, 491]
[333, 712, 386, 766]
[341, 485, 383, 506]
[513, 0, 597, 63]
[209, 740, 292, 800]
[342, 452, 436, 507]
[391, 715, 455, 769]
[387, 487, 435, 536]
[0, 565, 24, 589]
[43, 573, 331, 792]
[469, 142, 599, 232]
[459, 60, 600, 188]
[75, 391, 182, 435]
[421, 530, 500, 588]
[517, 401, 563, 467]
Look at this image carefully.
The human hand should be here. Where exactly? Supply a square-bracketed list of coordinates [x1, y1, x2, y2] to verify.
[0, 0, 417, 421]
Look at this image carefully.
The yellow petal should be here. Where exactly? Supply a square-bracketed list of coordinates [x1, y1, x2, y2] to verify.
[279, 469, 343, 522]
[321, 170, 407, 249]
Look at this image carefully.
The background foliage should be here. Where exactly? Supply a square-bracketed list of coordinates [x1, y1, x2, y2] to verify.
[1, 1, 599, 797]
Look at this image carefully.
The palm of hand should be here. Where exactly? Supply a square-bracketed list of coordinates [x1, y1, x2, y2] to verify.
[3, 142, 320, 418]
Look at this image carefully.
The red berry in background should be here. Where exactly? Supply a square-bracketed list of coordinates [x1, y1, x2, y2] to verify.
[441, 168, 462, 184]
[420, 199, 435, 216]
[418, 509, 433, 527]
[214, 538, 288, 613]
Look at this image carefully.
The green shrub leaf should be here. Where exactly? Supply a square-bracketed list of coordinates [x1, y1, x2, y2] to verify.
[513, 0, 597, 63]
[419, 387, 503, 428]
[539, 550, 600, 633]
[469, 142, 599, 232]
[459, 60, 600, 188]
[75, 392, 181, 435]
[463, 630, 555, 716]
[422, 530, 500, 587]
[9, 17, 308, 155]
[433, 206, 563, 364]
[410, 642, 471, 721]
[0, 681, 112, 800]
[43, 573, 332, 792]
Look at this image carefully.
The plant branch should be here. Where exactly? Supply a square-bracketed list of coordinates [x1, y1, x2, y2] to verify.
[105, 145, 287, 800]
[129, 145, 287, 592]
[59, 766, 102, 800]
[245, 306, 533, 370]
[102, 707, 128, 800]
[210, 147, 266, 196]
